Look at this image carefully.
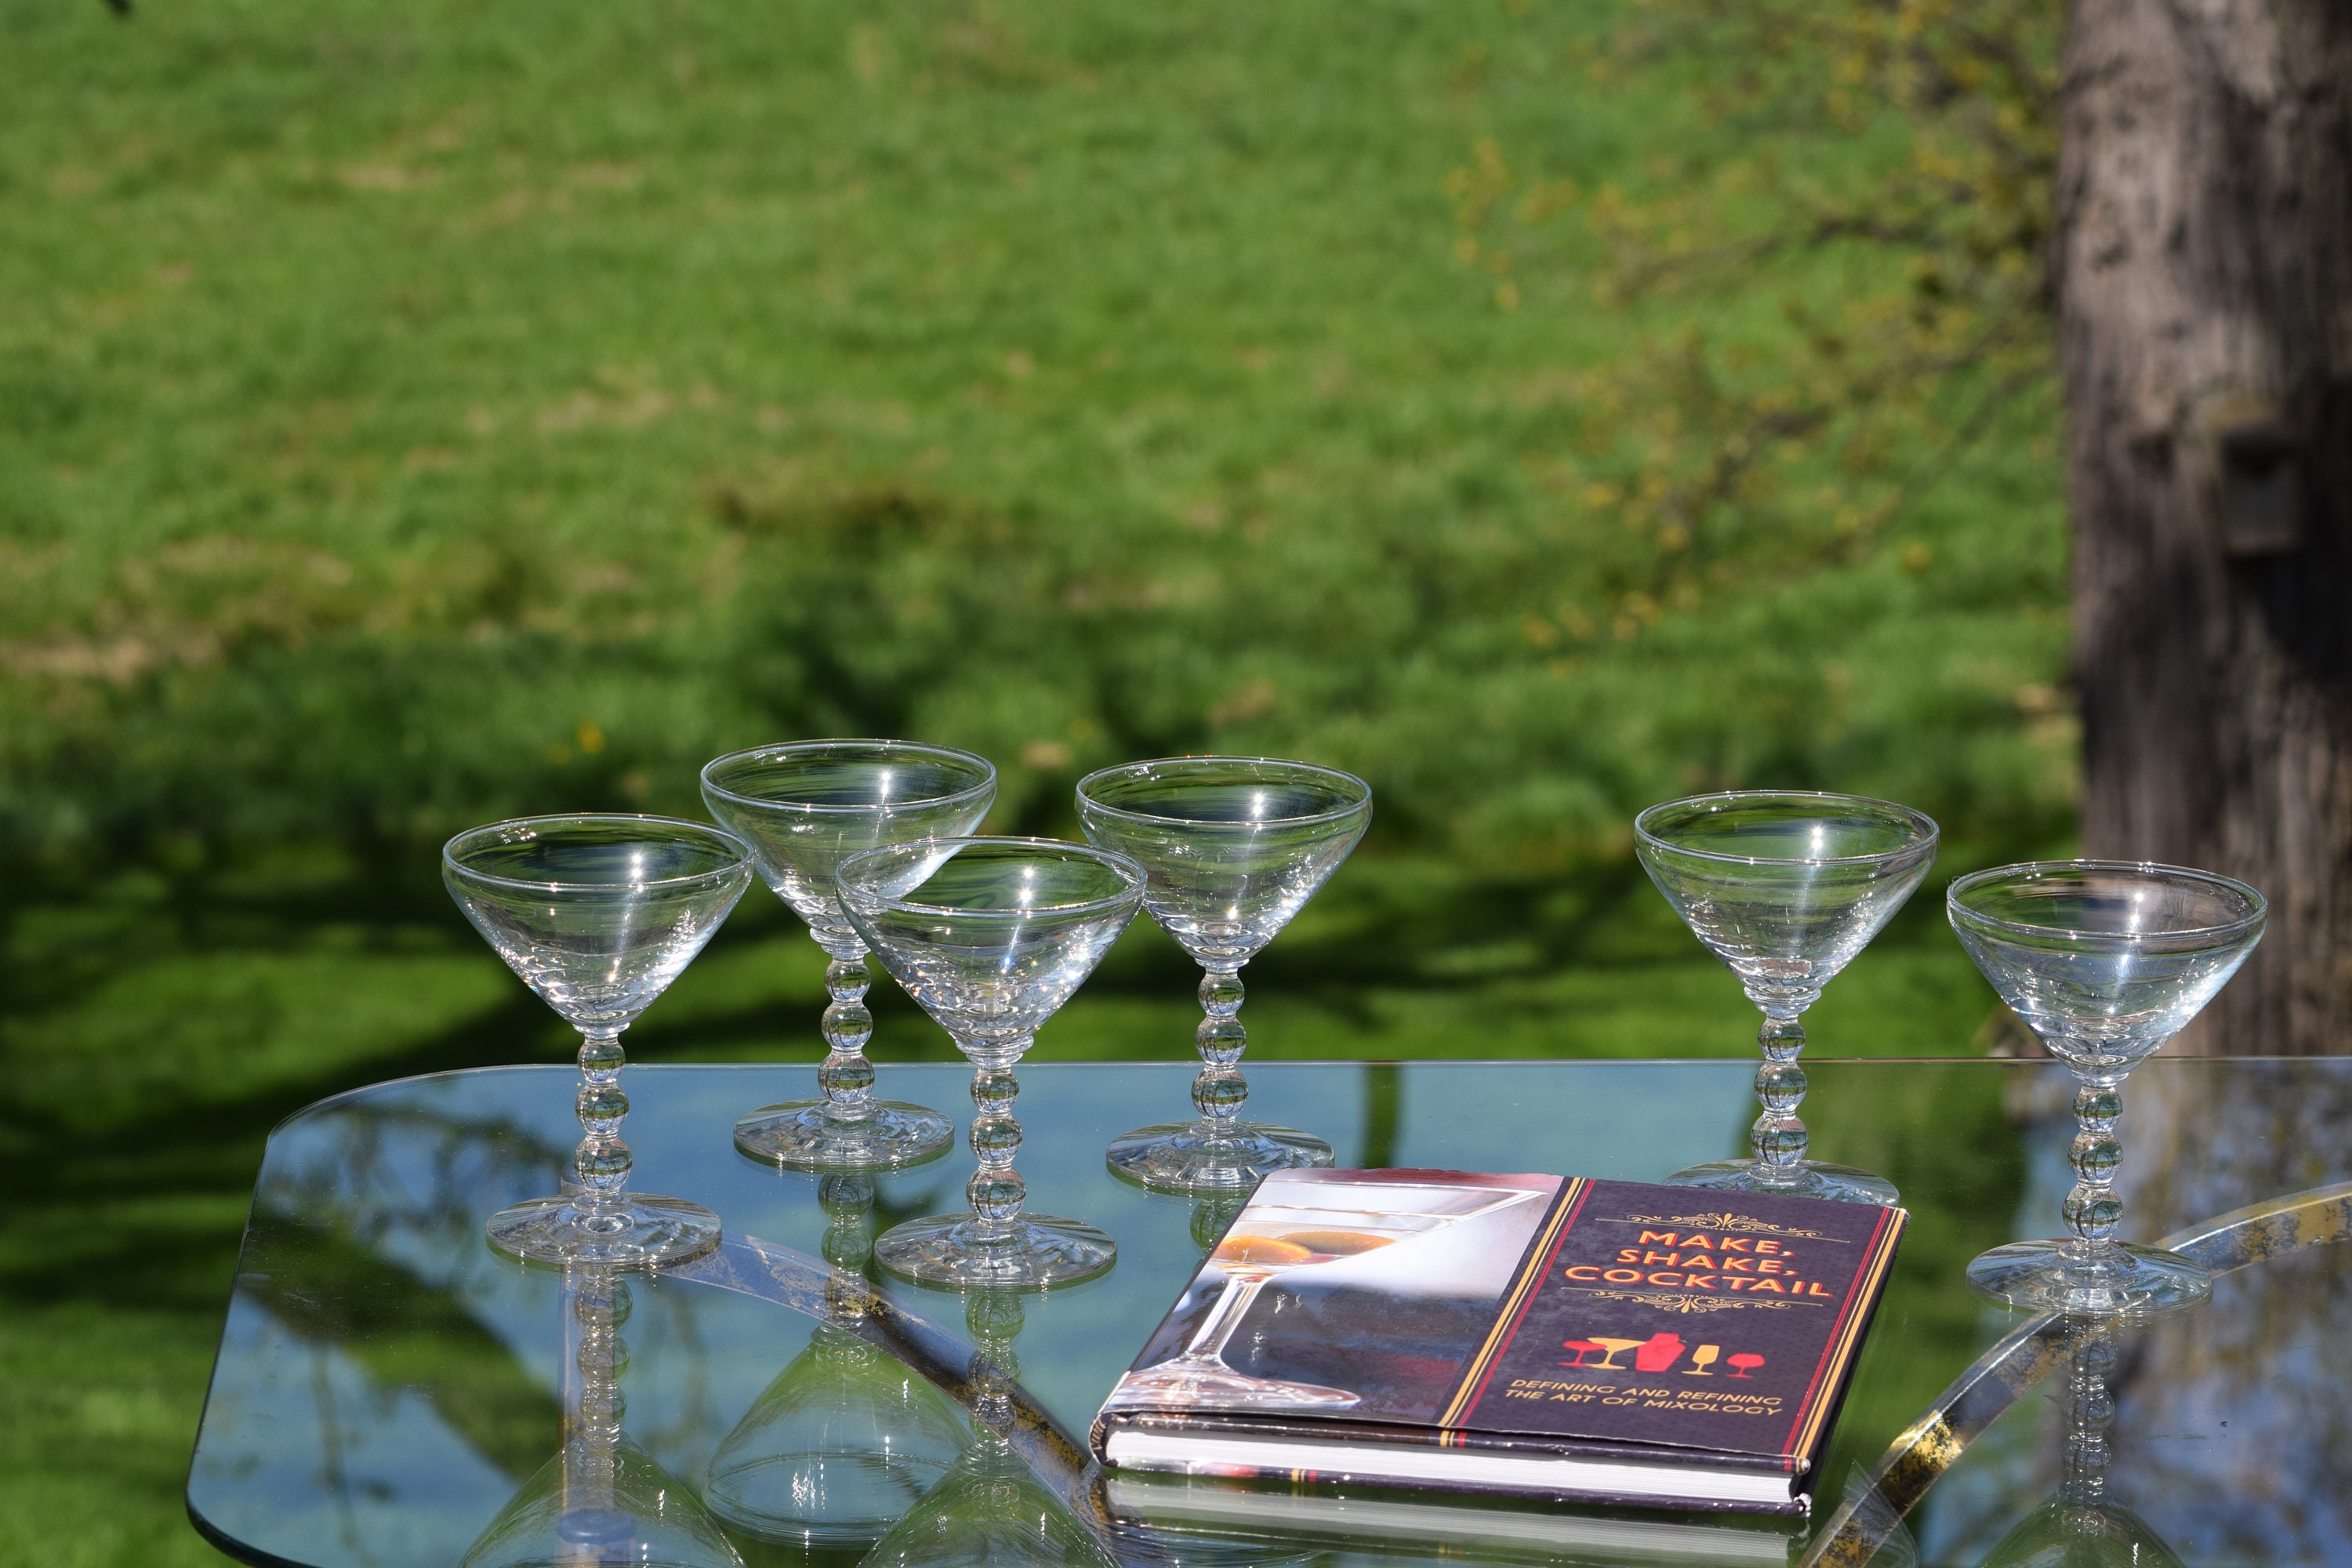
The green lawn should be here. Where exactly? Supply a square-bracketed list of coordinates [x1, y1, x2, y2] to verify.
[0, 0, 2065, 1561]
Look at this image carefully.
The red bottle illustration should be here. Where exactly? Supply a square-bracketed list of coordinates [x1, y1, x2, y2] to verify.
[1633, 1332, 1686, 1372]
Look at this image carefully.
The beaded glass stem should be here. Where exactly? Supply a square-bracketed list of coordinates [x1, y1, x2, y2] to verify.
[570, 1269, 629, 1504]
[702, 741, 993, 1172]
[1634, 791, 1938, 1207]
[443, 815, 752, 1269]
[842, 837, 1143, 1290]
[1952, 860, 2265, 1316]
[1077, 757, 1372, 1195]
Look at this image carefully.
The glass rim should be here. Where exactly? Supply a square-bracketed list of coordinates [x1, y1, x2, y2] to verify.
[836, 834, 1146, 917]
[1946, 858, 2269, 942]
[1633, 789, 1940, 867]
[442, 813, 753, 893]
[1074, 755, 1372, 829]
[699, 739, 997, 815]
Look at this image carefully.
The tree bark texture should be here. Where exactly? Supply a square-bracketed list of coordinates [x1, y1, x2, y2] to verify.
[2059, 0, 2352, 1054]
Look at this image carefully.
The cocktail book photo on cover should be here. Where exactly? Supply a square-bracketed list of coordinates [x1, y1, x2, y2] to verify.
[1091, 1168, 1907, 1516]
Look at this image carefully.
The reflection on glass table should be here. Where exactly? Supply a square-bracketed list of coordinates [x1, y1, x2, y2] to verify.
[189, 1059, 2352, 1568]
[703, 1177, 971, 1556]
[462, 1267, 743, 1568]
[1971, 1316, 2182, 1568]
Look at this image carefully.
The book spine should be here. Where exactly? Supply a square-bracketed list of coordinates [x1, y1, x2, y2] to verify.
[1780, 1205, 1907, 1463]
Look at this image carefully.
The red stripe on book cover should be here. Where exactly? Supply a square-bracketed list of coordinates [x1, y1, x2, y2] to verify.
[1441, 1178, 1594, 1426]
[1781, 1205, 1900, 1457]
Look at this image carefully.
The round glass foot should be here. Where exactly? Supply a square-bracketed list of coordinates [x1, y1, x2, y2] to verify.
[1105, 1358, 1359, 1413]
[485, 1193, 721, 1268]
[1665, 1158, 1900, 1207]
[1105, 1122, 1334, 1194]
[1966, 1240, 2213, 1316]
[872, 1212, 1116, 1290]
[733, 1099, 953, 1171]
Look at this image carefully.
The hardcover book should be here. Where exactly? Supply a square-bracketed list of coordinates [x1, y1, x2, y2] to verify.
[1091, 1168, 1906, 1516]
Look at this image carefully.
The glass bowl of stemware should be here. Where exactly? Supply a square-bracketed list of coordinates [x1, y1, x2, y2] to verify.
[1076, 757, 1372, 1194]
[838, 837, 1145, 1290]
[701, 740, 996, 1171]
[1950, 859, 2265, 1316]
[442, 815, 753, 1268]
[1635, 790, 1938, 1206]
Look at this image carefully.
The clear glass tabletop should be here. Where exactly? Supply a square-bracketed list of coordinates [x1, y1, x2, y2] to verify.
[187, 1058, 2352, 1566]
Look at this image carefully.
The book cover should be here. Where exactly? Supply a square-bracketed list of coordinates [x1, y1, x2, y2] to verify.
[1092, 1168, 1905, 1515]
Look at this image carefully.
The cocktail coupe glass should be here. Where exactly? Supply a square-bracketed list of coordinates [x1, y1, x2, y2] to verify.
[1635, 791, 1939, 1206]
[1951, 862, 2265, 1316]
[462, 1266, 745, 1568]
[1076, 757, 1373, 1194]
[705, 1174, 971, 1552]
[445, 815, 753, 1267]
[1103, 1181, 1545, 1411]
[702, 741, 996, 1171]
[837, 837, 1145, 1289]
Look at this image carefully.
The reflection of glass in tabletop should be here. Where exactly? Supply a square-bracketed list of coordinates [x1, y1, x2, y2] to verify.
[1108, 1182, 1545, 1412]
[859, 1288, 1118, 1568]
[703, 1176, 970, 1555]
[1974, 1318, 2184, 1568]
[462, 1267, 744, 1568]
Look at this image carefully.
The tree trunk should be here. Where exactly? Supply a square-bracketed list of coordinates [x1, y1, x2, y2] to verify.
[2059, 0, 2352, 1054]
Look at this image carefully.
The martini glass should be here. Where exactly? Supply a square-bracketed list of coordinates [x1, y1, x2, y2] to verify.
[445, 815, 753, 1267]
[463, 1269, 745, 1568]
[1635, 790, 1938, 1206]
[1102, 1179, 1545, 1411]
[1951, 861, 2264, 1315]
[838, 837, 1145, 1289]
[1076, 757, 1372, 1194]
[702, 741, 996, 1171]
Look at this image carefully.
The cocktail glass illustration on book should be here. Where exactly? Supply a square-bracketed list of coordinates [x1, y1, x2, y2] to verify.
[1635, 791, 1937, 1206]
[1105, 1181, 1544, 1412]
[443, 815, 753, 1267]
[1076, 757, 1373, 1194]
[839, 837, 1145, 1288]
[702, 740, 996, 1171]
[1950, 861, 2264, 1315]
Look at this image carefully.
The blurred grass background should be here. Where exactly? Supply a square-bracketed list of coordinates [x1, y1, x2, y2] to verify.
[1, 0, 2066, 1560]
